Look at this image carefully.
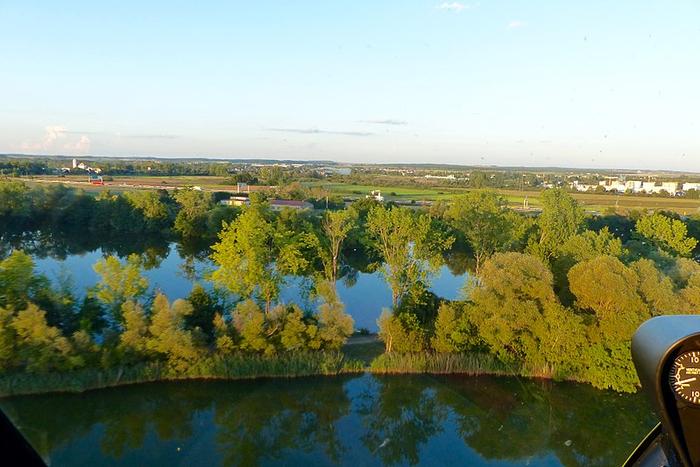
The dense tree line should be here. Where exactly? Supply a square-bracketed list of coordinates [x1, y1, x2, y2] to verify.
[378, 190, 700, 392]
[3, 178, 700, 393]
[0, 180, 238, 245]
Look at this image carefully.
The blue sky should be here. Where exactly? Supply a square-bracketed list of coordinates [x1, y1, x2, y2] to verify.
[2, 1, 699, 170]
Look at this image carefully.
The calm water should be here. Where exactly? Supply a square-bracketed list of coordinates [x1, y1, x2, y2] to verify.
[0, 374, 655, 466]
[32, 243, 467, 331]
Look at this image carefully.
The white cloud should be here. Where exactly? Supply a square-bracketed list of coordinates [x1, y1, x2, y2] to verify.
[64, 135, 91, 153]
[43, 125, 67, 148]
[507, 20, 526, 29]
[437, 2, 467, 12]
[19, 125, 91, 154]
[361, 119, 408, 126]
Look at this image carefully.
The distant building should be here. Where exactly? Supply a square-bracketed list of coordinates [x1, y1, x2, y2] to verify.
[625, 180, 644, 192]
[366, 190, 384, 202]
[682, 183, 700, 192]
[219, 197, 313, 211]
[643, 182, 678, 194]
[270, 199, 313, 211]
[424, 174, 456, 180]
[72, 158, 77, 169]
[220, 196, 250, 207]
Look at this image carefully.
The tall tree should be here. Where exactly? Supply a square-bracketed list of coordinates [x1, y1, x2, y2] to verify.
[92, 254, 149, 323]
[173, 188, 213, 238]
[146, 294, 201, 371]
[446, 191, 521, 274]
[531, 188, 584, 260]
[211, 204, 281, 312]
[319, 209, 357, 286]
[467, 252, 585, 377]
[366, 205, 453, 308]
[635, 212, 697, 257]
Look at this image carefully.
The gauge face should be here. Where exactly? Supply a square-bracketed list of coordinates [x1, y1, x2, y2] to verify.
[670, 351, 700, 404]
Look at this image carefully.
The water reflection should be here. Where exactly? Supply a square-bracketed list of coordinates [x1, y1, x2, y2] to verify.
[0, 374, 655, 466]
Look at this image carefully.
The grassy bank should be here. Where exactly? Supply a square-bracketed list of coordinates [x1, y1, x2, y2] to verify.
[0, 349, 590, 398]
[0, 352, 364, 397]
[368, 351, 521, 376]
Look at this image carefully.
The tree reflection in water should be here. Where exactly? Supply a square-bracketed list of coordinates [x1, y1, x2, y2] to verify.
[0, 374, 655, 466]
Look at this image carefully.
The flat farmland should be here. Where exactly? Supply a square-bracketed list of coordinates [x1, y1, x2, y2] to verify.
[308, 181, 700, 214]
[15, 176, 700, 214]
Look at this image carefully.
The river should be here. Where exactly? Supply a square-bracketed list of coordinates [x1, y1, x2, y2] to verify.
[0, 373, 655, 466]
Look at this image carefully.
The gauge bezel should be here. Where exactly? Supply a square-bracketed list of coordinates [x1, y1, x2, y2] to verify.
[668, 350, 700, 405]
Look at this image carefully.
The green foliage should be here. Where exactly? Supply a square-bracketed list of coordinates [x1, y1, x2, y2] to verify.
[552, 227, 625, 303]
[184, 284, 219, 339]
[467, 253, 585, 377]
[430, 302, 476, 353]
[123, 190, 171, 232]
[315, 292, 354, 351]
[10, 304, 82, 373]
[377, 309, 428, 353]
[568, 256, 647, 391]
[319, 209, 357, 283]
[173, 188, 213, 238]
[446, 191, 523, 272]
[233, 300, 274, 354]
[92, 254, 149, 322]
[213, 313, 237, 354]
[0, 250, 50, 311]
[146, 294, 202, 371]
[118, 301, 150, 362]
[367, 205, 453, 307]
[635, 213, 697, 257]
[211, 204, 282, 310]
[531, 188, 584, 260]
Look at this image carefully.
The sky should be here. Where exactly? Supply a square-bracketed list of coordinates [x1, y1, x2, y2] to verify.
[2, 1, 700, 170]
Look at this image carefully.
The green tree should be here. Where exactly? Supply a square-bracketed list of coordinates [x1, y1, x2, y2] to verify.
[118, 301, 150, 362]
[0, 250, 50, 311]
[377, 309, 428, 353]
[319, 209, 357, 285]
[211, 204, 281, 312]
[530, 188, 584, 260]
[184, 284, 218, 339]
[446, 191, 521, 273]
[146, 294, 201, 371]
[467, 252, 585, 377]
[0, 180, 31, 220]
[315, 283, 354, 350]
[11, 304, 81, 372]
[173, 188, 213, 238]
[233, 299, 275, 354]
[635, 213, 697, 257]
[92, 254, 149, 322]
[366, 205, 453, 308]
[213, 313, 237, 354]
[0, 307, 16, 371]
[124, 191, 171, 232]
[568, 256, 648, 391]
[552, 227, 624, 303]
[431, 302, 476, 353]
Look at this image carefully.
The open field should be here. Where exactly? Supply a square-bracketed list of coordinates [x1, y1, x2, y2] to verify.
[308, 181, 700, 214]
[16, 175, 239, 194]
[13, 175, 700, 214]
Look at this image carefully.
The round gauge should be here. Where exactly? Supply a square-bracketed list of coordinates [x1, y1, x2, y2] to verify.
[670, 351, 700, 404]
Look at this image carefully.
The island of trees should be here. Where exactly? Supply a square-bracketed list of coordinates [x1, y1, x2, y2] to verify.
[1, 178, 700, 394]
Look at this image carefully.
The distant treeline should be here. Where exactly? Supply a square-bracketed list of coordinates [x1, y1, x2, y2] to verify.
[2, 180, 700, 393]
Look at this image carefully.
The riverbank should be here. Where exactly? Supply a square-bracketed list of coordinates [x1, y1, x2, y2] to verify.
[0, 345, 561, 398]
[0, 352, 365, 397]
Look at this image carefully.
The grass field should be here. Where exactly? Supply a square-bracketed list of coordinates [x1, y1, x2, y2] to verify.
[307, 181, 700, 214]
[17, 175, 700, 214]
